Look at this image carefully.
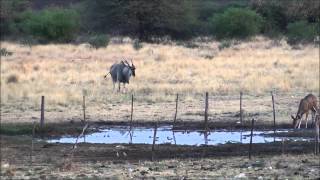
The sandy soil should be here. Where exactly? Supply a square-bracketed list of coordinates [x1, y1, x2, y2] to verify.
[1, 135, 319, 179]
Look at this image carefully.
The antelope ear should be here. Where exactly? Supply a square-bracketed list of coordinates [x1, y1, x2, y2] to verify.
[291, 115, 295, 120]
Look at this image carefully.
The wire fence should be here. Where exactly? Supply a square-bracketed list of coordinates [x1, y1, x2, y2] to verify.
[2, 91, 318, 127]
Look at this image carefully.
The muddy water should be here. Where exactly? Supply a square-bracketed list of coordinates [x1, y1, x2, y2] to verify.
[47, 126, 311, 146]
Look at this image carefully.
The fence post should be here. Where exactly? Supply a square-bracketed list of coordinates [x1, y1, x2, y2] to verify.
[315, 117, 319, 155]
[152, 122, 158, 161]
[281, 137, 285, 155]
[249, 118, 255, 159]
[130, 94, 134, 124]
[83, 96, 86, 122]
[240, 92, 243, 125]
[271, 91, 276, 142]
[173, 93, 179, 128]
[40, 96, 45, 128]
[204, 92, 209, 131]
[30, 121, 36, 166]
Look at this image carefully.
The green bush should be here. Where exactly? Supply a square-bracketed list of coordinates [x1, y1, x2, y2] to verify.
[20, 8, 79, 42]
[286, 21, 319, 44]
[133, 40, 143, 50]
[88, 34, 110, 49]
[0, 0, 30, 36]
[209, 8, 263, 39]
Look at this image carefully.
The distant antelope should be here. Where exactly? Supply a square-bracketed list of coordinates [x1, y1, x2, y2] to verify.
[104, 59, 136, 92]
[291, 94, 318, 129]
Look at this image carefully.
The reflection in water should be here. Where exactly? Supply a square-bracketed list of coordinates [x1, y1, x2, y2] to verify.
[47, 126, 310, 146]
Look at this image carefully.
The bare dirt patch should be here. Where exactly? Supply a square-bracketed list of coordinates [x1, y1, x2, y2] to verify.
[1, 135, 319, 179]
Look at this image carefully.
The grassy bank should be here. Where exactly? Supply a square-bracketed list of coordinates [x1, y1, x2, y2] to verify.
[0, 122, 86, 136]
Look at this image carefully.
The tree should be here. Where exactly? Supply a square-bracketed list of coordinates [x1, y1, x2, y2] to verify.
[84, 0, 196, 41]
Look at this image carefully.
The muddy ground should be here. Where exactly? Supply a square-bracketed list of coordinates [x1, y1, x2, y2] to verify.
[1, 129, 320, 179]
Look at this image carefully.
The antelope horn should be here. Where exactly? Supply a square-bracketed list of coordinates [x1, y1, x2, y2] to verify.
[123, 59, 129, 65]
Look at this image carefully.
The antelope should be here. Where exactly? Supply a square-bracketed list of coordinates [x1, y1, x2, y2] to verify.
[104, 59, 136, 92]
[291, 94, 318, 129]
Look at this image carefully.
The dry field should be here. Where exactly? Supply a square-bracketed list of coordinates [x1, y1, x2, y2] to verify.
[1, 36, 319, 126]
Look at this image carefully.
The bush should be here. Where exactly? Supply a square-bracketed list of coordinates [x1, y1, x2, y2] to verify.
[0, 48, 13, 56]
[6, 74, 18, 84]
[133, 40, 143, 51]
[88, 34, 110, 49]
[0, 0, 30, 36]
[209, 8, 263, 39]
[20, 8, 79, 42]
[286, 20, 319, 44]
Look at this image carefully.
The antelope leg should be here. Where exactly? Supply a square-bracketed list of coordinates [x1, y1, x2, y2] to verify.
[305, 112, 309, 128]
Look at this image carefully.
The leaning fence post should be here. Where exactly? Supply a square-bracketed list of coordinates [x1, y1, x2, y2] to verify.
[151, 122, 158, 161]
[271, 91, 276, 142]
[204, 92, 209, 131]
[173, 93, 179, 128]
[40, 96, 45, 128]
[240, 92, 243, 125]
[249, 118, 255, 159]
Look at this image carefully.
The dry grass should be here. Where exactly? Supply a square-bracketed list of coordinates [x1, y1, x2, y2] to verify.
[1, 36, 319, 124]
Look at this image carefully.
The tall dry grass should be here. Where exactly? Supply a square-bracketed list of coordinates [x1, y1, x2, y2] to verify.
[1, 36, 319, 110]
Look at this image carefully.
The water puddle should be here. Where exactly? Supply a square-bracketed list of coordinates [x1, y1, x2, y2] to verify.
[47, 126, 312, 146]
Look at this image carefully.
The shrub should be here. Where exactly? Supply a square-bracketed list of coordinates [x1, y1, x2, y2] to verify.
[133, 40, 143, 51]
[20, 8, 79, 42]
[209, 8, 263, 39]
[286, 20, 319, 44]
[6, 74, 18, 84]
[0, 48, 13, 56]
[88, 34, 109, 49]
[0, 0, 30, 36]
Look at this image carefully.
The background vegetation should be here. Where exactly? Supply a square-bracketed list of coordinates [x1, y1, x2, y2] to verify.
[1, 0, 319, 44]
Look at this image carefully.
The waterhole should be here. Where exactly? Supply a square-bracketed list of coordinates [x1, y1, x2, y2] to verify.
[47, 125, 313, 146]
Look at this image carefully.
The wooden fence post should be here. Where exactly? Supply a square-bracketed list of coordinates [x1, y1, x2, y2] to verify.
[83, 96, 86, 122]
[204, 92, 209, 131]
[130, 94, 134, 125]
[40, 96, 45, 128]
[281, 137, 285, 155]
[271, 91, 276, 142]
[249, 118, 255, 159]
[30, 121, 36, 165]
[315, 116, 319, 155]
[152, 122, 158, 161]
[240, 92, 243, 125]
[173, 93, 179, 128]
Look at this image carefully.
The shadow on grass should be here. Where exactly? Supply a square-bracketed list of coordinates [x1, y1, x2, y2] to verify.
[0, 122, 87, 136]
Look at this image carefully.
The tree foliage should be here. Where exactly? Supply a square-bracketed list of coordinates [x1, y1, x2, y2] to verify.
[209, 8, 263, 39]
[20, 8, 80, 42]
[83, 0, 196, 41]
[0, 0, 30, 36]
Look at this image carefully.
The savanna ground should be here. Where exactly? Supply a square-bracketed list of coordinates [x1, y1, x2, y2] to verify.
[1, 37, 320, 179]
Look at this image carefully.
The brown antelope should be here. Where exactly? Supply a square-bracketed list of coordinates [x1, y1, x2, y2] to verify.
[291, 94, 318, 129]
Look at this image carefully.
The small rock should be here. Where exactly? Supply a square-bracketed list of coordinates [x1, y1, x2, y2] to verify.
[234, 173, 246, 178]
[140, 170, 148, 175]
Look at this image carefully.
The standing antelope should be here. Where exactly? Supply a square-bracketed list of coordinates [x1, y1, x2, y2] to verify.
[104, 59, 136, 92]
[291, 94, 318, 129]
